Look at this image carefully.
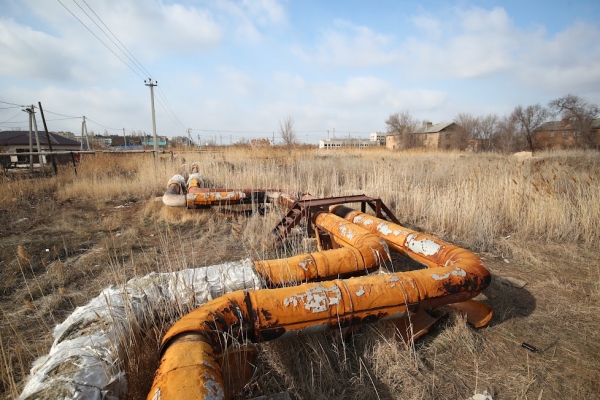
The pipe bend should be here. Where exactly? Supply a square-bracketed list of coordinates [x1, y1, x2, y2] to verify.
[329, 205, 491, 299]
[161, 292, 249, 352]
[254, 213, 389, 286]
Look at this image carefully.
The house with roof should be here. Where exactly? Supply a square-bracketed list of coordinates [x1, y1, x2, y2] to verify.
[0, 130, 81, 166]
[532, 118, 600, 151]
[386, 121, 461, 150]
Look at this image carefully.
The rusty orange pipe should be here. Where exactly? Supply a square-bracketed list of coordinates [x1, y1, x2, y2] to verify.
[186, 185, 302, 208]
[254, 212, 389, 285]
[330, 205, 493, 326]
[330, 205, 485, 273]
[148, 258, 490, 400]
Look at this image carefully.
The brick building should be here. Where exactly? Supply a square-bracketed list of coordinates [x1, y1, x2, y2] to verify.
[532, 118, 600, 151]
[386, 122, 461, 150]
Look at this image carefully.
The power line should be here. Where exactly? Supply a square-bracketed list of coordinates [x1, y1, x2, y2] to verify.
[47, 117, 82, 121]
[156, 87, 186, 130]
[81, 0, 153, 79]
[154, 94, 186, 132]
[0, 112, 25, 125]
[72, 0, 146, 78]
[0, 106, 23, 110]
[85, 117, 120, 131]
[56, 0, 144, 79]
[190, 128, 275, 134]
[42, 109, 80, 118]
[0, 100, 27, 107]
[77, 0, 187, 130]
[59, 1, 188, 132]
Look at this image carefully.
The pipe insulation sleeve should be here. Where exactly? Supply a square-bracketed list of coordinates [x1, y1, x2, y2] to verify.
[163, 174, 187, 207]
[18, 259, 262, 400]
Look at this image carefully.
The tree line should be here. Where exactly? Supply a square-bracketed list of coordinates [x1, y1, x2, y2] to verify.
[385, 94, 600, 152]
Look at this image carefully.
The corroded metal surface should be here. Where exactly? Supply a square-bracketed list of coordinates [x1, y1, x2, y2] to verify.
[148, 210, 491, 399]
[255, 212, 389, 285]
[330, 205, 493, 326]
[148, 202, 493, 400]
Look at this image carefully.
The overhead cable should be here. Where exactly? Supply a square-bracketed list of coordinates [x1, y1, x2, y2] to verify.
[56, 0, 144, 79]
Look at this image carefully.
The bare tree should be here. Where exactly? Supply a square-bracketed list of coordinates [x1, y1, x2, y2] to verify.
[385, 111, 416, 134]
[478, 114, 499, 150]
[492, 114, 526, 154]
[385, 110, 420, 149]
[511, 104, 549, 152]
[453, 113, 480, 150]
[548, 94, 599, 148]
[279, 116, 297, 145]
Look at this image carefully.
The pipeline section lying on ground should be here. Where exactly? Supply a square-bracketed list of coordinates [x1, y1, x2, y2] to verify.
[148, 209, 492, 400]
[18, 213, 388, 399]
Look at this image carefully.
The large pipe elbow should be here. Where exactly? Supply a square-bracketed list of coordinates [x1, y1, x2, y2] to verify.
[254, 213, 389, 286]
[162, 174, 187, 207]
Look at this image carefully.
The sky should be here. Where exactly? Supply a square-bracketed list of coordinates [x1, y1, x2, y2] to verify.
[1, 0, 599, 144]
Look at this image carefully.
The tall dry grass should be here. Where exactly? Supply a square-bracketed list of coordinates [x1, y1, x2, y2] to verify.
[181, 147, 600, 252]
[1, 146, 599, 399]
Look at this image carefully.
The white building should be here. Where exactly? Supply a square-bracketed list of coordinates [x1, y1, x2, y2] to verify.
[318, 138, 378, 149]
[369, 132, 386, 145]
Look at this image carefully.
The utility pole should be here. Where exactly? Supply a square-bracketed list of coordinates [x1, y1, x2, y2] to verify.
[187, 128, 192, 147]
[30, 107, 45, 173]
[123, 128, 127, 149]
[25, 107, 33, 172]
[272, 132, 275, 145]
[144, 78, 158, 153]
[38, 102, 58, 175]
[82, 116, 91, 150]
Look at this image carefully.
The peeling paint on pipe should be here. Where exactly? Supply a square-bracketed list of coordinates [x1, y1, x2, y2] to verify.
[329, 205, 488, 274]
[149, 256, 490, 400]
[254, 212, 389, 285]
[330, 205, 493, 326]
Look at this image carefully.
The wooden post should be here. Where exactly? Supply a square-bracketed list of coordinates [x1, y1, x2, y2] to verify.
[37, 102, 58, 175]
[70, 152, 77, 176]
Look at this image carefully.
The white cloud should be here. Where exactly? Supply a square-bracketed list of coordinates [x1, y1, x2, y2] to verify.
[216, 0, 287, 42]
[0, 18, 79, 80]
[2, 84, 146, 132]
[217, 66, 255, 96]
[309, 76, 447, 110]
[240, 0, 287, 25]
[293, 20, 401, 68]
[294, 6, 600, 97]
[78, 1, 223, 57]
[405, 7, 600, 92]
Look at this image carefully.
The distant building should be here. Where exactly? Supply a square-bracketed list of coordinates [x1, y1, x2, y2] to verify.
[142, 136, 168, 148]
[369, 132, 386, 145]
[386, 121, 461, 150]
[318, 138, 378, 149]
[532, 118, 600, 151]
[54, 131, 76, 140]
[0, 130, 80, 166]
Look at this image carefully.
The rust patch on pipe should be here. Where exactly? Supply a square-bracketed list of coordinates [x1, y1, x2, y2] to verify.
[254, 213, 389, 285]
[330, 205, 493, 326]
[148, 205, 493, 399]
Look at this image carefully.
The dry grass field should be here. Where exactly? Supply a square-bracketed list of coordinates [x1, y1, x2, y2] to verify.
[1, 147, 599, 399]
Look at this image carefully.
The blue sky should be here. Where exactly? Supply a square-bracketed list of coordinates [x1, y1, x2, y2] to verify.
[1, 0, 599, 143]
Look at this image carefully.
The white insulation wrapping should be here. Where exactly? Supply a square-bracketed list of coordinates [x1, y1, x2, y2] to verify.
[186, 173, 203, 187]
[19, 259, 263, 400]
[162, 174, 187, 207]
